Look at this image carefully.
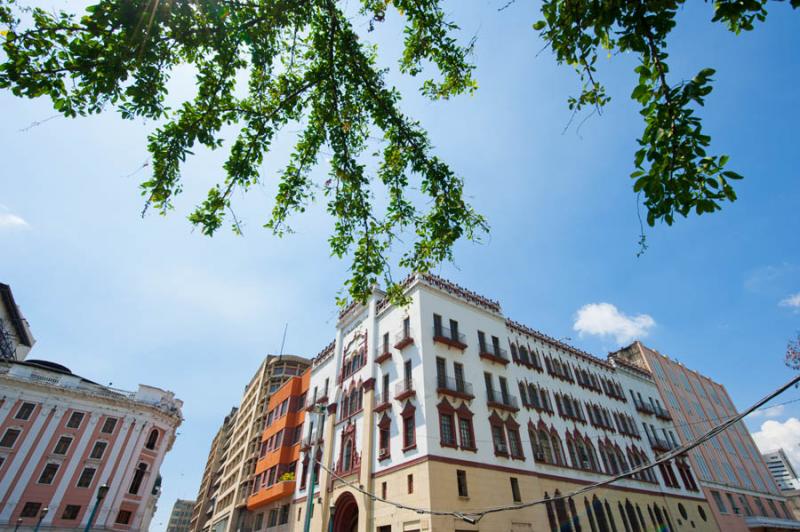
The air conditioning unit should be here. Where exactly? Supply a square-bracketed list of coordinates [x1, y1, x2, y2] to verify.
[582, 460, 591, 470]
[534, 451, 545, 461]
[378, 448, 388, 459]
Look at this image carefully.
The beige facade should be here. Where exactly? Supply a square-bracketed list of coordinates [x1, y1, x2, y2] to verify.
[191, 355, 310, 532]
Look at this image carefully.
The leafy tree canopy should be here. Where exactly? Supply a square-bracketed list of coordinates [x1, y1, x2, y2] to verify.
[1, 0, 795, 304]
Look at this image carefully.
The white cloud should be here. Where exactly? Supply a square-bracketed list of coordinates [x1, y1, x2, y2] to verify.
[780, 293, 800, 308]
[748, 404, 786, 419]
[752, 417, 800, 471]
[0, 213, 29, 229]
[573, 303, 655, 345]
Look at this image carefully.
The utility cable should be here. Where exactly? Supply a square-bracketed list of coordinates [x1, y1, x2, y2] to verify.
[313, 373, 800, 524]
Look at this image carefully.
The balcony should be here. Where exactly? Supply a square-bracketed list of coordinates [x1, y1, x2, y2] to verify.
[436, 376, 474, 400]
[394, 328, 414, 350]
[479, 344, 510, 366]
[433, 326, 467, 350]
[649, 436, 673, 453]
[374, 392, 392, 413]
[654, 405, 672, 421]
[374, 347, 392, 365]
[303, 394, 328, 412]
[247, 479, 296, 508]
[486, 390, 519, 413]
[634, 399, 655, 416]
[394, 380, 415, 401]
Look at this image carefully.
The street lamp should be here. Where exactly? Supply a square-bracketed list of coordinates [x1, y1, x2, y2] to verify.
[328, 504, 336, 532]
[33, 507, 48, 532]
[83, 484, 110, 532]
[13, 518, 22, 531]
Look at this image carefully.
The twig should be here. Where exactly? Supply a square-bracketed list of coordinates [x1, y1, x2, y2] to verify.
[18, 114, 60, 132]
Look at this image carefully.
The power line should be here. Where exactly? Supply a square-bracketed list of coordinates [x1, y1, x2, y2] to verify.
[315, 373, 800, 525]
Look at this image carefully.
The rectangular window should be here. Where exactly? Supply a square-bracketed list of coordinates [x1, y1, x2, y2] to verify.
[62, 505, 81, 520]
[484, 372, 493, 401]
[449, 319, 459, 340]
[267, 509, 278, 527]
[101, 417, 117, 434]
[436, 357, 447, 387]
[382, 373, 389, 403]
[492, 335, 500, 355]
[279, 504, 290, 525]
[90, 441, 107, 460]
[454, 363, 465, 392]
[254, 513, 263, 529]
[66, 411, 85, 429]
[403, 413, 416, 449]
[381, 481, 387, 499]
[440, 413, 456, 447]
[478, 331, 487, 352]
[457, 469, 468, 497]
[53, 435, 72, 455]
[510, 477, 521, 503]
[433, 314, 443, 336]
[15, 402, 35, 420]
[383, 332, 389, 353]
[499, 377, 509, 403]
[407, 474, 413, 494]
[508, 428, 523, 458]
[77, 467, 96, 488]
[459, 418, 474, 450]
[116, 510, 132, 524]
[38, 463, 59, 484]
[21, 502, 41, 518]
[404, 359, 412, 388]
[492, 425, 508, 455]
[403, 317, 411, 338]
[1, 428, 21, 448]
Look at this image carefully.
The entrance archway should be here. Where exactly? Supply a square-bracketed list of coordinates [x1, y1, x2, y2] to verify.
[332, 491, 359, 532]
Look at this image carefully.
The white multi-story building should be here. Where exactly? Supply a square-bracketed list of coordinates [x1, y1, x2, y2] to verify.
[290, 275, 715, 532]
[764, 450, 800, 492]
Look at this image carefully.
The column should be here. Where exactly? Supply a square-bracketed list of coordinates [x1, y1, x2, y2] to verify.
[359, 378, 376, 532]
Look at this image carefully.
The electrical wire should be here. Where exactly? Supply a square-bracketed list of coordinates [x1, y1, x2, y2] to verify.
[313, 373, 800, 524]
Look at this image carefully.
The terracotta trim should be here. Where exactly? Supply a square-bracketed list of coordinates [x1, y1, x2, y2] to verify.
[362, 378, 375, 392]
[394, 337, 414, 350]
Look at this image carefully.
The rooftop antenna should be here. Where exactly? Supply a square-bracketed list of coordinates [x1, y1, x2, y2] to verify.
[278, 323, 288, 360]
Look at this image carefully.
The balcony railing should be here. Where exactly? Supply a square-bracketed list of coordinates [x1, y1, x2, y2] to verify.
[649, 436, 673, 453]
[374, 346, 392, 364]
[436, 376, 474, 399]
[433, 326, 467, 350]
[374, 391, 391, 412]
[394, 328, 414, 349]
[479, 344, 510, 365]
[394, 380, 415, 401]
[634, 399, 655, 415]
[486, 389, 519, 412]
[654, 405, 672, 420]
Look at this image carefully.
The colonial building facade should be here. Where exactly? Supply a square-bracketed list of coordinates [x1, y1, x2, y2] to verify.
[614, 342, 800, 531]
[0, 358, 182, 530]
[277, 275, 716, 532]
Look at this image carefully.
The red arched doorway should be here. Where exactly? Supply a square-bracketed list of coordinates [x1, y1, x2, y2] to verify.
[332, 491, 359, 532]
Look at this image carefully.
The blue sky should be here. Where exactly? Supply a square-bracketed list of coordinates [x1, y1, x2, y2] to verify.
[1, 2, 798, 529]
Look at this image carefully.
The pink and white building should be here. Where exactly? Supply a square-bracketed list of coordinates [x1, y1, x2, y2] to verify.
[0, 358, 183, 531]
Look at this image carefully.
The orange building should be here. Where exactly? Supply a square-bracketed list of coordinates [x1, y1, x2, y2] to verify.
[247, 369, 309, 528]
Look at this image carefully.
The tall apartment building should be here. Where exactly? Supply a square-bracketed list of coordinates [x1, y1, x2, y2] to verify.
[763, 450, 800, 492]
[613, 341, 799, 531]
[190, 407, 238, 532]
[247, 370, 310, 528]
[0, 283, 34, 361]
[249, 274, 714, 532]
[168, 498, 196, 531]
[191, 355, 310, 532]
[0, 358, 183, 530]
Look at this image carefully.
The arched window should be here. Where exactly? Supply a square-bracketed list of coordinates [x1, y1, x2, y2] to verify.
[145, 429, 159, 450]
[604, 500, 618, 532]
[554, 490, 573, 531]
[617, 501, 630, 532]
[538, 429, 554, 463]
[568, 497, 582, 531]
[343, 439, 353, 471]
[592, 495, 609, 532]
[624, 500, 640, 532]
[545, 492, 558, 532]
[129, 463, 147, 495]
[584, 497, 598, 532]
[551, 430, 564, 465]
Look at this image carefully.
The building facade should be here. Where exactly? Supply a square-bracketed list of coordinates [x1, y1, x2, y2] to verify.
[0, 358, 182, 531]
[763, 450, 800, 492]
[191, 355, 310, 532]
[168, 498, 196, 531]
[0, 283, 34, 361]
[614, 341, 800, 531]
[266, 275, 716, 532]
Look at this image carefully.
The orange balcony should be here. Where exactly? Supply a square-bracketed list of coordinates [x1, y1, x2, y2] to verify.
[247, 480, 296, 510]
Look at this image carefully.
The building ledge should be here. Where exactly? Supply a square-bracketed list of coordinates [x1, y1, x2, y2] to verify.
[745, 516, 800, 530]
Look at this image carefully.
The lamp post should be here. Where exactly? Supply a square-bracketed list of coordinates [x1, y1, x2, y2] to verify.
[13, 518, 22, 531]
[83, 484, 110, 532]
[33, 507, 48, 532]
[328, 504, 336, 532]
